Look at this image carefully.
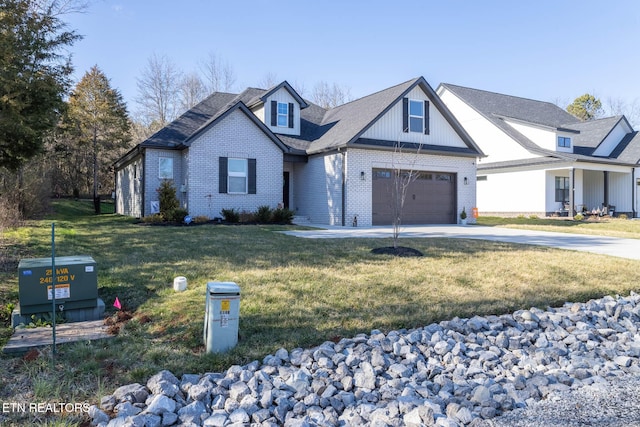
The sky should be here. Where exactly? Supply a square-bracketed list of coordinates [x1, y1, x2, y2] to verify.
[64, 0, 640, 118]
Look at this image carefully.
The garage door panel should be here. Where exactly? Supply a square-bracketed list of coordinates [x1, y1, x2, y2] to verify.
[372, 168, 455, 225]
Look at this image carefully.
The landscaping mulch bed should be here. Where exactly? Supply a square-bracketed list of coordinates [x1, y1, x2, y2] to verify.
[370, 246, 424, 257]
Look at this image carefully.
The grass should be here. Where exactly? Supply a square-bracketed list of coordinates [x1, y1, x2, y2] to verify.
[477, 215, 640, 239]
[1, 201, 639, 425]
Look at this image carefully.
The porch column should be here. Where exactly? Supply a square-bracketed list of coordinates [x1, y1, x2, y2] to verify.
[569, 168, 575, 217]
[603, 171, 609, 208]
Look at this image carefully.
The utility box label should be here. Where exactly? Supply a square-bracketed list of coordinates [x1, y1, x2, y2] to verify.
[221, 300, 230, 311]
[47, 284, 70, 300]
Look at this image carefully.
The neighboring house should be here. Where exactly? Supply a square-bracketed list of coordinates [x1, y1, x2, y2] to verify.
[437, 84, 640, 218]
[115, 77, 484, 226]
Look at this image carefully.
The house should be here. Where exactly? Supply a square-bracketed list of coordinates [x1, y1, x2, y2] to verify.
[114, 77, 484, 226]
[437, 83, 640, 218]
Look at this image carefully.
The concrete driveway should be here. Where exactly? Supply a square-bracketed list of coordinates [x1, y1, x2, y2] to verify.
[282, 224, 640, 260]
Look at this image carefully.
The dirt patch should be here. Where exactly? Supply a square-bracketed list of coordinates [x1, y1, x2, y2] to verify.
[104, 311, 133, 335]
[371, 246, 424, 257]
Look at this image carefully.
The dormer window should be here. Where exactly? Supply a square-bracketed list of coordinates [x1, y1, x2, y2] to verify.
[270, 100, 294, 129]
[557, 136, 571, 148]
[277, 103, 288, 127]
[402, 98, 430, 134]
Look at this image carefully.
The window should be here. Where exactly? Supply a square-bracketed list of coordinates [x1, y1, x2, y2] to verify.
[555, 177, 570, 202]
[277, 103, 288, 127]
[219, 157, 256, 194]
[403, 98, 430, 134]
[557, 136, 571, 148]
[409, 100, 424, 133]
[158, 157, 173, 179]
[227, 158, 248, 193]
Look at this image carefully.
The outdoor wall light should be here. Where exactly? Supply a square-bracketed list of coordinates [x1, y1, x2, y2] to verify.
[464, 177, 468, 185]
[360, 171, 365, 180]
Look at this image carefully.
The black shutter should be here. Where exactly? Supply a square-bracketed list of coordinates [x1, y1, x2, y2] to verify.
[248, 159, 256, 194]
[424, 100, 430, 135]
[270, 101, 277, 126]
[219, 157, 227, 193]
[288, 103, 294, 128]
[402, 98, 409, 133]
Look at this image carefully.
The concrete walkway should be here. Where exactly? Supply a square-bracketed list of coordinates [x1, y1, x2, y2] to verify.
[283, 224, 640, 260]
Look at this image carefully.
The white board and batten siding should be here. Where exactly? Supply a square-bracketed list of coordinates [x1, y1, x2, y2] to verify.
[438, 88, 532, 163]
[478, 169, 547, 214]
[361, 87, 467, 148]
[263, 88, 301, 136]
[593, 121, 633, 157]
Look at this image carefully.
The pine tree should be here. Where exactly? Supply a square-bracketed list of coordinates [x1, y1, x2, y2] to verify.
[0, 0, 80, 170]
[65, 65, 131, 213]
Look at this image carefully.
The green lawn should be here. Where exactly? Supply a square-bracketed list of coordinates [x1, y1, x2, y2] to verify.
[1, 201, 639, 425]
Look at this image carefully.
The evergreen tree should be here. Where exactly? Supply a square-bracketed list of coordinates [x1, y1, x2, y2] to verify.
[65, 65, 131, 213]
[0, 0, 80, 170]
[567, 94, 603, 121]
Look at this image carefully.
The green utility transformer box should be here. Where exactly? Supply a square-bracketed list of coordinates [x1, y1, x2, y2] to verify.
[18, 256, 98, 315]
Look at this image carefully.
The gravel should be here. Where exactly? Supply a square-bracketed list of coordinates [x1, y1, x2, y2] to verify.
[91, 293, 640, 426]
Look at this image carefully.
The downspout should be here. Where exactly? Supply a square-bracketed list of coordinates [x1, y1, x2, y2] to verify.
[633, 168, 636, 218]
[341, 149, 346, 227]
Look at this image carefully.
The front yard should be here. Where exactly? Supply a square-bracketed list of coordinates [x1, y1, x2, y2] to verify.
[1, 200, 639, 425]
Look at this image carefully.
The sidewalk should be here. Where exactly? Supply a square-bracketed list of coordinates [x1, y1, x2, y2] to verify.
[283, 225, 640, 260]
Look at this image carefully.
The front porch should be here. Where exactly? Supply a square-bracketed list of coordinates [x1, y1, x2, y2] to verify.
[547, 166, 636, 218]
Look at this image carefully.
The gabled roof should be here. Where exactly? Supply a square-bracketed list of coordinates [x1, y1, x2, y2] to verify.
[439, 83, 640, 167]
[439, 83, 580, 129]
[303, 77, 483, 156]
[129, 77, 484, 161]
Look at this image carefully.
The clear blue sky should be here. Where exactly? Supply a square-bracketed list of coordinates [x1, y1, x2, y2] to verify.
[65, 0, 640, 116]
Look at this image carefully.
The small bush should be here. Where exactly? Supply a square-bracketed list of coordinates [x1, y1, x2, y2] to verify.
[529, 215, 539, 219]
[271, 207, 294, 224]
[221, 208, 240, 223]
[574, 213, 584, 221]
[618, 214, 628, 220]
[171, 208, 189, 223]
[255, 205, 273, 224]
[239, 210, 255, 223]
[142, 214, 164, 224]
[193, 215, 210, 224]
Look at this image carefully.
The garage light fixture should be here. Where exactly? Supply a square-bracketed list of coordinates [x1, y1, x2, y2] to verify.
[464, 177, 468, 185]
[360, 171, 365, 181]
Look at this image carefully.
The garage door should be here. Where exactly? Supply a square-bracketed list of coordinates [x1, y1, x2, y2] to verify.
[372, 169, 456, 225]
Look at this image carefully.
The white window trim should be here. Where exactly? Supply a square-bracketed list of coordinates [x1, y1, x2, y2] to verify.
[227, 158, 248, 194]
[158, 157, 173, 179]
[276, 102, 288, 128]
[408, 99, 424, 133]
[557, 136, 571, 148]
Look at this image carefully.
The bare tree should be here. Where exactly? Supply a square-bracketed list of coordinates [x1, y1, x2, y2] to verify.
[604, 97, 640, 128]
[179, 72, 207, 111]
[199, 52, 236, 93]
[257, 72, 279, 89]
[135, 53, 183, 128]
[388, 143, 421, 248]
[312, 81, 352, 108]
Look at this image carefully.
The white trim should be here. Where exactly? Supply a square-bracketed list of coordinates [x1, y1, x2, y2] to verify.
[276, 102, 288, 128]
[408, 99, 424, 133]
[228, 158, 248, 194]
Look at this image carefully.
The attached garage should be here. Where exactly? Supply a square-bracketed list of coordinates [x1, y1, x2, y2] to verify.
[371, 168, 456, 225]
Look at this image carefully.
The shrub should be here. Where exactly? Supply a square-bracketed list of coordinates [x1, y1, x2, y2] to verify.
[239, 210, 255, 223]
[221, 208, 240, 223]
[171, 208, 189, 223]
[255, 205, 273, 224]
[529, 215, 539, 219]
[618, 214, 628, 220]
[157, 180, 179, 221]
[271, 207, 294, 224]
[142, 214, 164, 224]
[574, 213, 584, 221]
[193, 215, 210, 224]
